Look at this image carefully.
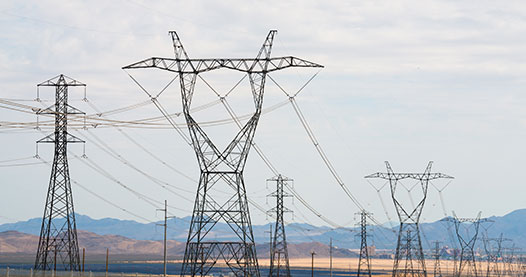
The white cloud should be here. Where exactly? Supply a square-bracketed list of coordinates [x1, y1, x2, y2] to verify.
[0, 0, 526, 229]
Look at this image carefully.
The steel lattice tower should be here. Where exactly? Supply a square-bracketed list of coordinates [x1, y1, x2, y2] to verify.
[267, 175, 292, 277]
[483, 233, 509, 277]
[445, 212, 490, 277]
[124, 30, 322, 277]
[365, 161, 453, 277]
[356, 210, 372, 277]
[34, 74, 85, 271]
[432, 241, 442, 277]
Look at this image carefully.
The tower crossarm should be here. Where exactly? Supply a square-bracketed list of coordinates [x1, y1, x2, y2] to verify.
[37, 74, 86, 87]
[122, 56, 323, 74]
[364, 172, 454, 181]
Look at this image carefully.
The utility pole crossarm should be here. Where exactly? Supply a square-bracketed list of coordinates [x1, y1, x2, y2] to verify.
[122, 56, 323, 74]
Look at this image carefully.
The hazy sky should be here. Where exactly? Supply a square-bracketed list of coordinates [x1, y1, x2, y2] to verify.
[1, 1, 526, 228]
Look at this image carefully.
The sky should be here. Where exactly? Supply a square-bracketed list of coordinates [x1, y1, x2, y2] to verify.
[1, 1, 526, 228]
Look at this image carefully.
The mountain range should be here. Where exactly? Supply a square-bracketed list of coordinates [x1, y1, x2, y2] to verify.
[2, 209, 526, 251]
[0, 230, 352, 263]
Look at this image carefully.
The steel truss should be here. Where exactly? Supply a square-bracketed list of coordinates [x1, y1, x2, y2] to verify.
[366, 161, 453, 277]
[483, 233, 509, 277]
[444, 212, 491, 277]
[432, 241, 442, 277]
[123, 30, 322, 277]
[357, 210, 372, 277]
[34, 74, 85, 271]
[267, 175, 293, 277]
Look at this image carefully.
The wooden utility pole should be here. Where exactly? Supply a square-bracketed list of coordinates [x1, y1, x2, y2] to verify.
[311, 251, 316, 277]
[330, 238, 333, 277]
[157, 200, 175, 277]
[53, 242, 57, 272]
[105, 248, 109, 273]
[82, 248, 85, 272]
[265, 224, 272, 266]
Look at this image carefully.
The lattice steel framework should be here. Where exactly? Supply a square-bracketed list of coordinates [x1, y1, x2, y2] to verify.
[365, 161, 453, 277]
[267, 175, 292, 277]
[357, 210, 372, 277]
[445, 212, 490, 277]
[123, 30, 322, 277]
[432, 241, 442, 277]
[502, 246, 520, 277]
[34, 74, 85, 271]
[483, 233, 509, 277]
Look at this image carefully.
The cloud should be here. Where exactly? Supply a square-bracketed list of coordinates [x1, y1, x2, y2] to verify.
[1, 0, 526, 229]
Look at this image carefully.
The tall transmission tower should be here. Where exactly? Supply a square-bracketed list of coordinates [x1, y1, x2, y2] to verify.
[365, 161, 453, 277]
[432, 241, 442, 277]
[123, 30, 322, 277]
[34, 74, 85, 271]
[356, 210, 372, 277]
[267, 175, 293, 277]
[444, 212, 490, 277]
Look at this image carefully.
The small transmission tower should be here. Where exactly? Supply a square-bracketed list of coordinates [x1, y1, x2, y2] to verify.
[124, 31, 322, 277]
[34, 74, 85, 271]
[483, 233, 509, 277]
[432, 241, 442, 277]
[267, 175, 293, 277]
[444, 212, 491, 277]
[356, 210, 372, 277]
[365, 161, 453, 277]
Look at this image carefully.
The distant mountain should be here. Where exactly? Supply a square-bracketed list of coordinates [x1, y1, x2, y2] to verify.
[2, 209, 526, 250]
[0, 230, 355, 263]
[0, 230, 184, 256]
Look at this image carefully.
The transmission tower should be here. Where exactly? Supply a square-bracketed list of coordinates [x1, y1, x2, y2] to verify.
[356, 210, 372, 277]
[444, 212, 491, 277]
[503, 246, 520, 277]
[34, 74, 85, 271]
[432, 241, 442, 277]
[267, 175, 292, 277]
[365, 161, 453, 277]
[123, 30, 322, 277]
[483, 233, 509, 277]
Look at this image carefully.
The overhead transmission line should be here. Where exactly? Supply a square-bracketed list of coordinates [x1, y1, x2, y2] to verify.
[36, 156, 157, 223]
[266, 74, 390, 229]
[122, 69, 350, 230]
[2, 95, 327, 238]
[196, 73, 349, 229]
[31, 102, 191, 215]
[79, 129, 195, 203]
[1, 94, 288, 130]
[2, 70, 387, 231]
